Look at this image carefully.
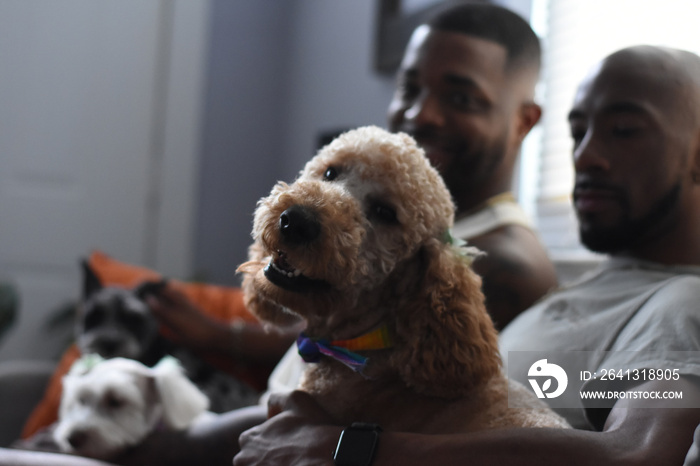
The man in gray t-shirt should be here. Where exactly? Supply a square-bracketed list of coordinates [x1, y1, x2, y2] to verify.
[500, 257, 700, 429]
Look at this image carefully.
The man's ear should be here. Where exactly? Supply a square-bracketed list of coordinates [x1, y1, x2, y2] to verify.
[515, 101, 542, 142]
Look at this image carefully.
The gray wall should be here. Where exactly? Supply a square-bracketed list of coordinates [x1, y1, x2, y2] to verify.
[278, 1, 397, 178]
[193, 0, 296, 285]
[0, 0, 209, 361]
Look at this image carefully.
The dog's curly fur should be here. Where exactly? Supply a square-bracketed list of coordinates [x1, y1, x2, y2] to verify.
[238, 126, 568, 432]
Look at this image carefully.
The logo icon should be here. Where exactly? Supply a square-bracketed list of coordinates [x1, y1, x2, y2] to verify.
[528, 359, 568, 399]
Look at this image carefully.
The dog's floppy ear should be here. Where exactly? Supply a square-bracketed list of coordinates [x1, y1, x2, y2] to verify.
[151, 357, 209, 429]
[82, 259, 102, 299]
[391, 237, 501, 399]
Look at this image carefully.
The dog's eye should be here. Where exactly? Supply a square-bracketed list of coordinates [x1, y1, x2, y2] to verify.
[105, 393, 124, 410]
[323, 167, 339, 181]
[369, 201, 398, 225]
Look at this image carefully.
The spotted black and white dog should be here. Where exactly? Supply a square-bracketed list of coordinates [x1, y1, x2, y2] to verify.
[75, 261, 259, 413]
[76, 261, 166, 366]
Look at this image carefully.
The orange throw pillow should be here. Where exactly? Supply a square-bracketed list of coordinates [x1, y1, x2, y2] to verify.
[22, 250, 268, 438]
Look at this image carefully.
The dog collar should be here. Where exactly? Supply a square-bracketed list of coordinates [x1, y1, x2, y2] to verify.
[296, 324, 393, 375]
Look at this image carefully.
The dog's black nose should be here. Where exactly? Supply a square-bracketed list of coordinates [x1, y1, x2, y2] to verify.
[279, 205, 321, 244]
[68, 430, 89, 449]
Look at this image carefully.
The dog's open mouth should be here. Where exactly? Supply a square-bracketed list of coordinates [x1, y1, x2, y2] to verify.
[264, 251, 329, 293]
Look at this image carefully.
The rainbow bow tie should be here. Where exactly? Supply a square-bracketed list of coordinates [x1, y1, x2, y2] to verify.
[296, 324, 393, 375]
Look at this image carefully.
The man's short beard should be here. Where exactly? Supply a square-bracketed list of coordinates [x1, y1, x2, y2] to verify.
[579, 182, 681, 254]
[445, 134, 508, 206]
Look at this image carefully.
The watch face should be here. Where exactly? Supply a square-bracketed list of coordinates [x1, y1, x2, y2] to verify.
[333, 429, 380, 466]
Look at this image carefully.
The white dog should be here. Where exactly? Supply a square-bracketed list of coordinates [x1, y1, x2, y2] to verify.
[53, 355, 210, 459]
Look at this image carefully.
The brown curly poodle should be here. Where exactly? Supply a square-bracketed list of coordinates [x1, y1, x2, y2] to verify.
[238, 126, 568, 432]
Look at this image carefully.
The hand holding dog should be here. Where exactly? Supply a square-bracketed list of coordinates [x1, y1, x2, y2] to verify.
[234, 391, 341, 466]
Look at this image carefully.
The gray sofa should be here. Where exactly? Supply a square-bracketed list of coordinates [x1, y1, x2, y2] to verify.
[0, 282, 55, 447]
[0, 360, 55, 447]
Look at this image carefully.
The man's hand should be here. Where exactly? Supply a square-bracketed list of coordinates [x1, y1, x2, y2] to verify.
[234, 391, 342, 466]
[146, 286, 222, 350]
[146, 285, 297, 364]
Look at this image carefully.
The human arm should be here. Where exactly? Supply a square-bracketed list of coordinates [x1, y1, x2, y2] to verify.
[234, 391, 342, 466]
[146, 286, 297, 365]
[235, 381, 700, 466]
[115, 404, 267, 466]
[470, 224, 558, 330]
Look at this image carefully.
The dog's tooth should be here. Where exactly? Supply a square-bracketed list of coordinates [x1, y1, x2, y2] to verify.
[287, 272, 294, 278]
[293, 269, 301, 277]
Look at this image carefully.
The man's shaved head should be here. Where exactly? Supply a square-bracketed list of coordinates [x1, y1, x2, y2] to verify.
[570, 45, 700, 258]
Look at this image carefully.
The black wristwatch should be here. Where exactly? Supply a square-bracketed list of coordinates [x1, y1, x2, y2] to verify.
[333, 422, 382, 466]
